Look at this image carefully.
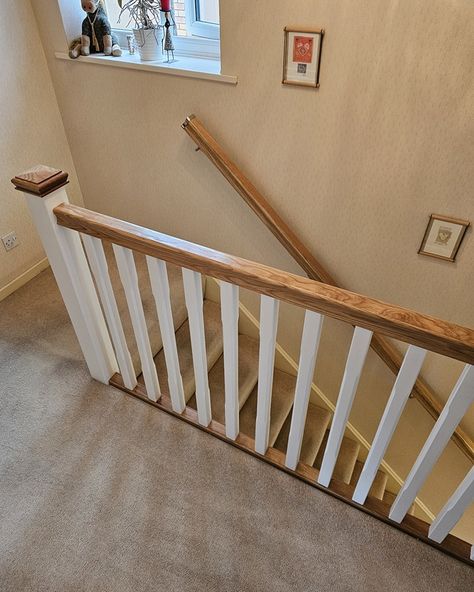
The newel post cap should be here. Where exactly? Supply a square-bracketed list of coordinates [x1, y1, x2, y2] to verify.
[11, 165, 69, 197]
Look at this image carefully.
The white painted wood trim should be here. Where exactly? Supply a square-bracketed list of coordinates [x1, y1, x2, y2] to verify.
[390, 365, 474, 523]
[318, 327, 373, 487]
[82, 234, 137, 391]
[182, 268, 212, 426]
[208, 280, 436, 522]
[0, 257, 49, 302]
[428, 467, 474, 543]
[113, 245, 161, 401]
[255, 296, 280, 454]
[352, 345, 427, 505]
[55, 52, 238, 85]
[285, 311, 324, 470]
[220, 281, 240, 440]
[146, 257, 186, 413]
[23, 189, 118, 383]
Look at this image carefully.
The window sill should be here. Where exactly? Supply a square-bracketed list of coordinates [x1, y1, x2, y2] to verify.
[55, 51, 238, 85]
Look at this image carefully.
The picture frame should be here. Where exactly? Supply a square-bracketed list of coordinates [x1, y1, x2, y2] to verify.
[282, 27, 324, 88]
[418, 214, 470, 262]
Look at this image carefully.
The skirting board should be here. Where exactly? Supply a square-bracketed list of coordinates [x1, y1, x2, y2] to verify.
[0, 258, 50, 302]
[204, 277, 435, 524]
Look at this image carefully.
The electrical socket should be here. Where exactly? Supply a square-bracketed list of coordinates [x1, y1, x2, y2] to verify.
[2, 231, 19, 252]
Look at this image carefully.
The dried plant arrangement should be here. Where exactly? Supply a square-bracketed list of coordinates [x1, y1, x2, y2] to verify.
[117, 0, 163, 60]
[117, 0, 162, 30]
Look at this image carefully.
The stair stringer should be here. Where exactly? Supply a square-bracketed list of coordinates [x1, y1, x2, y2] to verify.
[204, 277, 435, 523]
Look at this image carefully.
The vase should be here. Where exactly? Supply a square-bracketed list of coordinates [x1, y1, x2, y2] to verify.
[133, 28, 161, 61]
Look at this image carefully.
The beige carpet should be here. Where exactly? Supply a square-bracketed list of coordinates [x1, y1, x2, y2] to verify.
[0, 268, 472, 592]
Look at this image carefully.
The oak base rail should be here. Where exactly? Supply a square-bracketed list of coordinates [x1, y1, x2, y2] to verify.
[182, 114, 474, 463]
[110, 372, 474, 566]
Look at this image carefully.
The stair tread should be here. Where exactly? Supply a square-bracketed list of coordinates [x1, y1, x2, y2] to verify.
[350, 460, 388, 500]
[274, 402, 332, 466]
[314, 432, 361, 484]
[383, 490, 416, 516]
[188, 334, 260, 423]
[239, 369, 295, 446]
[154, 300, 223, 402]
[104, 245, 188, 374]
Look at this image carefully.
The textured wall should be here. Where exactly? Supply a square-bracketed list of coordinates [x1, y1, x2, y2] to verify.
[31, 0, 473, 539]
[0, 0, 82, 293]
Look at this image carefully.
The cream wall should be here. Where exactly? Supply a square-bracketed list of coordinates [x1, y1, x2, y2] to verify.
[0, 0, 83, 296]
[31, 0, 473, 539]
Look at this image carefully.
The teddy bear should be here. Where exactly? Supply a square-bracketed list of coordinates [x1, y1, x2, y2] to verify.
[69, 1, 122, 59]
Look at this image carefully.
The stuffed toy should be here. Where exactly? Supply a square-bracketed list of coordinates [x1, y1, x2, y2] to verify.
[70, 1, 122, 59]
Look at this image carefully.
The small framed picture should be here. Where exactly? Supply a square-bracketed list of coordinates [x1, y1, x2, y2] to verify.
[418, 214, 470, 262]
[282, 27, 324, 88]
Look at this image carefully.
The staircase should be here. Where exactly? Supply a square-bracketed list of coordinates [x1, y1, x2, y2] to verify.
[12, 165, 474, 566]
[110, 248, 407, 507]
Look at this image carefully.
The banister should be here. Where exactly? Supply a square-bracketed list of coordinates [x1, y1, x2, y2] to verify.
[54, 202, 474, 366]
[182, 114, 474, 463]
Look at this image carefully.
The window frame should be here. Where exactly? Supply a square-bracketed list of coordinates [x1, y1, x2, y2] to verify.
[106, 0, 220, 59]
[184, 0, 220, 40]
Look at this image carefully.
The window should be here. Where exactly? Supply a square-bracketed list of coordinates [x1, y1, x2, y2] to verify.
[104, 1, 220, 40]
[184, 0, 220, 40]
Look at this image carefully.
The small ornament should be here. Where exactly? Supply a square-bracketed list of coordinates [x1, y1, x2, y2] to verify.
[127, 34, 136, 55]
[160, 8, 177, 63]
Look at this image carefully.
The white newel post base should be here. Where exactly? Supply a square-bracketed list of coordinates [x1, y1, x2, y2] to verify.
[12, 166, 118, 383]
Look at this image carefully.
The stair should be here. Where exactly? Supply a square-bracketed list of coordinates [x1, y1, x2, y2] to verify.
[350, 460, 388, 500]
[106, 251, 402, 508]
[274, 403, 331, 466]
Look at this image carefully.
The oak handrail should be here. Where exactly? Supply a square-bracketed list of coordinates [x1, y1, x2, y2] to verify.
[182, 114, 474, 462]
[55, 203, 474, 367]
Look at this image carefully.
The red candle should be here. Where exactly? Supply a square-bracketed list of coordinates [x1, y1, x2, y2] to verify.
[161, 0, 171, 11]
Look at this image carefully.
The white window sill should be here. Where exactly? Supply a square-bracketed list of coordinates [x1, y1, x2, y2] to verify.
[55, 51, 237, 85]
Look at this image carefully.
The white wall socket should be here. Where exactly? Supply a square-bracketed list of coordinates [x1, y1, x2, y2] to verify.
[2, 231, 19, 252]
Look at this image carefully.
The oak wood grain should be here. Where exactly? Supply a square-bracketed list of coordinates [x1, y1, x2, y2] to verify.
[54, 202, 474, 365]
[182, 115, 474, 462]
[182, 115, 338, 286]
[12, 165, 69, 197]
[110, 372, 474, 566]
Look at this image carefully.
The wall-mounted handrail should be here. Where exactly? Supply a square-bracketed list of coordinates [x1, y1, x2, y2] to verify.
[54, 202, 474, 366]
[182, 114, 474, 463]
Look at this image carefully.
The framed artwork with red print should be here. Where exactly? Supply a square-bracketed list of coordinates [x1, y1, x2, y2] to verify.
[283, 27, 325, 88]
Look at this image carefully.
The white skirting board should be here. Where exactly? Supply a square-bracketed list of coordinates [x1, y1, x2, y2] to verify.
[0, 258, 50, 302]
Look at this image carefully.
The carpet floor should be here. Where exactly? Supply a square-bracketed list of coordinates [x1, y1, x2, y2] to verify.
[0, 268, 472, 591]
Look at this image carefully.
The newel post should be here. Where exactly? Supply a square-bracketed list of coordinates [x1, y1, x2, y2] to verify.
[11, 165, 118, 383]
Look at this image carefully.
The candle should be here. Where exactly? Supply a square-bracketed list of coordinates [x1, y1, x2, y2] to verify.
[161, 0, 171, 11]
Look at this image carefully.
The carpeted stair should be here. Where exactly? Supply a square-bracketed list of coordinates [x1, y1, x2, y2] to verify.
[105, 250, 410, 508]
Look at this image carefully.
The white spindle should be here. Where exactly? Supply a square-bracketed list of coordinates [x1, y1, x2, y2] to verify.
[82, 234, 137, 390]
[285, 311, 324, 470]
[113, 245, 161, 401]
[428, 467, 474, 543]
[390, 365, 474, 523]
[255, 295, 280, 454]
[182, 268, 211, 426]
[220, 281, 240, 440]
[318, 327, 373, 487]
[352, 345, 427, 504]
[22, 189, 117, 383]
[146, 257, 185, 413]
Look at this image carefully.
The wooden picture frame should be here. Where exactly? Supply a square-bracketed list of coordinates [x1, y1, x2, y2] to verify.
[418, 214, 470, 262]
[282, 27, 325, 88]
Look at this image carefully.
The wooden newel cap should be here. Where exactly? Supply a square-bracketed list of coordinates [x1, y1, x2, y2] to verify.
[11, 165, 69, 197]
